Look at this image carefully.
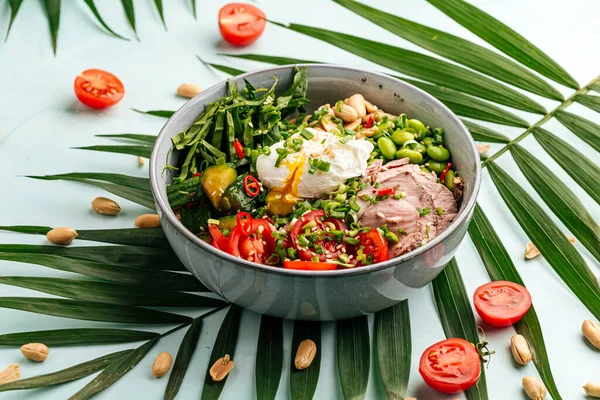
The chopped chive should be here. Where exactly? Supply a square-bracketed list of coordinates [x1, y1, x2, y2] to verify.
[436, 207, 445, 215]
[343, 237, 360, 245]
[384, 231, 399, 243]
[417, 207, 431, 217]
[300, 129, 314, 140]
[329, 210, 345, 219]
[302, 220, 317, 230]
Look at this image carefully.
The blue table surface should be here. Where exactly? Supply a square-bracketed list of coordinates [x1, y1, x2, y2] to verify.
[0, 0, 598, 399]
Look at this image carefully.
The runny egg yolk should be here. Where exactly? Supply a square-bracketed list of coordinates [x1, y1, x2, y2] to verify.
[265, 154, 305, 216]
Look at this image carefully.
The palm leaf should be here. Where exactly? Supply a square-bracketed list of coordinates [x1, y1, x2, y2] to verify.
[574, 94, 600, 113]
[0, 328, 159, 346]
[0, 350, 131, 393]
[290, 321, 321, 400]
[69, 338, 158, 400]
[0, 225, 170, 248]
[0, 276, 222, 307]
[510, 145, 600, 261]
[255, 315, 283, 400]
[74, 144, 153, 158]
[0, 243, 183, 270]
[5, 0, 24, 40]
[554, 110, 600, 152]
[133, 108, 175, 118]
[28, 172, 150, 191]
[0, 253, 204, 292]
[42, 0, 60, 54]
[461, 120, 510, 143]
[427, 0, 578, 88]
[205, 62, 246, 77]
[219, 53, 318, 66]
[374, 301, 411, 400]
[401, 78, 530, 127]
[336, 316, 370, 400]
[201, 305, 242, 400]
[469, 204, 562, 399]
[532, 128, 600, 204]
[82, 0, 129, 40]
[190, 0, 197, 19]
[0, 297, 191, 324]
[120, 0, 136, 36]
[432, 259, 488, 400]
[165, 318, 203, 400]
[275, 22, 547, 114]
[153, 0, 167, 30]
[488, 162, 600, 320]
[96, 133, 157, 143]
[332, 0, 563, 101]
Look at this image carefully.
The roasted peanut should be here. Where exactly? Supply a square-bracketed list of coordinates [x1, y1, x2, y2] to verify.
[138, 156, 145, 166]
[344, 119, 362, 131]
[21, 343, 49, 362]
[582, 320, 600, 349]
[510, 334, 532, 365]
[476, 144, 490, 154]
[91, 197, 121, 216]
[295, 339, 317, 370]
[46, 227, 78, 245]
[0, 364, 20, 384]
[522, 376, 546, 400]
[334, 103, 359, 123]
[177, 83, 202, 98]
[583, 382, 600, 398]
[347, 94, 367, 118]
[134, 214, 161, 228]
[364, 99, 378, 113]
[525, 242, 540, 259]
[210, 354, 234, 382]
[152, 351, 173, 378]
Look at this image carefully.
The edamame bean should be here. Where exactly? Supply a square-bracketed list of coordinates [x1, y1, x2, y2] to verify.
[411, 142, 427, 154]
[427, 145, 450, 161]
[408, 119, 430, 139]
[396, 148, 423, 164]
[422, 137, 433, 146]
[420, 166, 431, 173]
[427, 160, 448, 174]
[444, 170, 456, 191]
[391, 129, 414, 146]
[377, 137, 397, 160]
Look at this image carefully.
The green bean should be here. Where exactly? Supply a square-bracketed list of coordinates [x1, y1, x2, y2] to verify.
[377, 137, 397, 160]
[396, 148, 423, 164]
[444, 170, 456, 191]
[427, 145, 450, 162]
[391, 129, 414, 146]
[427, 160, 448, 174]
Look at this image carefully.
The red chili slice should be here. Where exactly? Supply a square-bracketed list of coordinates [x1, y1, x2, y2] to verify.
[377, 187, 395, 196]
[440, 162, 453, 182]
[236, 212, 253, 235]
[234, 139, 245, 159]
[365, 113, 374, 128]
[208, 224, 228, 250]
[243, 174, 260, 197]
[192, 172, 202, 177]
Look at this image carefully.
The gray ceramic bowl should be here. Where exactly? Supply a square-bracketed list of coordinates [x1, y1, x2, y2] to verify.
[150, 65, 481, 321]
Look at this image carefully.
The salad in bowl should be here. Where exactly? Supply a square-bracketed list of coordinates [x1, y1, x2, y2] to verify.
[164, 66, 462, 271]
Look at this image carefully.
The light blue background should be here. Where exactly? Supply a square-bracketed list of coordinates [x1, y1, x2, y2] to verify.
[0, 0, 598, 399]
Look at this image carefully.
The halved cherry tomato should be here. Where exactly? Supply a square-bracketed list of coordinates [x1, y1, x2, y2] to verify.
[227, 219, 275, 263]
[283, 261, 337, 271]
[356, 228, 389, 265]
[290, 210, 347, 262]
[236, 212, 253, 235]
[208, 224, 228, 250]
[473, 281, 532, 327]
[419, 338, 481, 393]
[74, 69, 124, 109]
[218, 3, 266, 47]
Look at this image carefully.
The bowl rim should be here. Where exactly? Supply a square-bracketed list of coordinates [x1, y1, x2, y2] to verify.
[150, 64, 481, 278]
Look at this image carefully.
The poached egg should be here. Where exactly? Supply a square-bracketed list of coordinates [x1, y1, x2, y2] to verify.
[256, 128, 373, 215]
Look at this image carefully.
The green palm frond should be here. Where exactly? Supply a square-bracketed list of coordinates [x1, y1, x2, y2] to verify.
[82, 0, 129, 40]
[337, 316, 370, 400]
[5, 0, 24, 40]
[256, 316, 284, 400]
[290, 321, 321, 400]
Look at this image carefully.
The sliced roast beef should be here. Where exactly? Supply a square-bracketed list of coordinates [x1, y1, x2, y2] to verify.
[357, 159, 457, 258]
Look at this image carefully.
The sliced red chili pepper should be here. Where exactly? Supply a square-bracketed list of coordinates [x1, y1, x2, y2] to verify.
[440, 162, 453, 182]
[234, 139, 245, 159]
[243, 174, 260, 197]
[377, 187, 395, 196]
[236, 212, 253, 235]
[192, 172, 202, 177]
[365, 113, 374, 128]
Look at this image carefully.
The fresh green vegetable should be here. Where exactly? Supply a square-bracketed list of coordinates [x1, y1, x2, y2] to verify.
[427, 145, 450, 161]
[377, 137, 397, 160]
[200, 164, 237, 209]
[396, 148, 422, 164]
[180, 203, 213, 234]
[408, 119, 429, 139]
[444, 170, 456, 191]
[167, 176, 204, 209]
[221, 173, 262, 212]
[391, 129, 414, 145]
[219, 215, 237, 231]
[427, 160, 448, 175]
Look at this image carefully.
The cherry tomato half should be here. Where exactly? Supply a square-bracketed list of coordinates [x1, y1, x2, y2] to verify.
[473, 281, 532, 327]
[227, 218, 275, 264]
[218, 3, 266, 47]
[283, 261, 337, 271]
[290, 210, 347, 262]
[419, 338, 481, 393]
[357, 228, 389, 265]
[74, 69, 124, 109]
